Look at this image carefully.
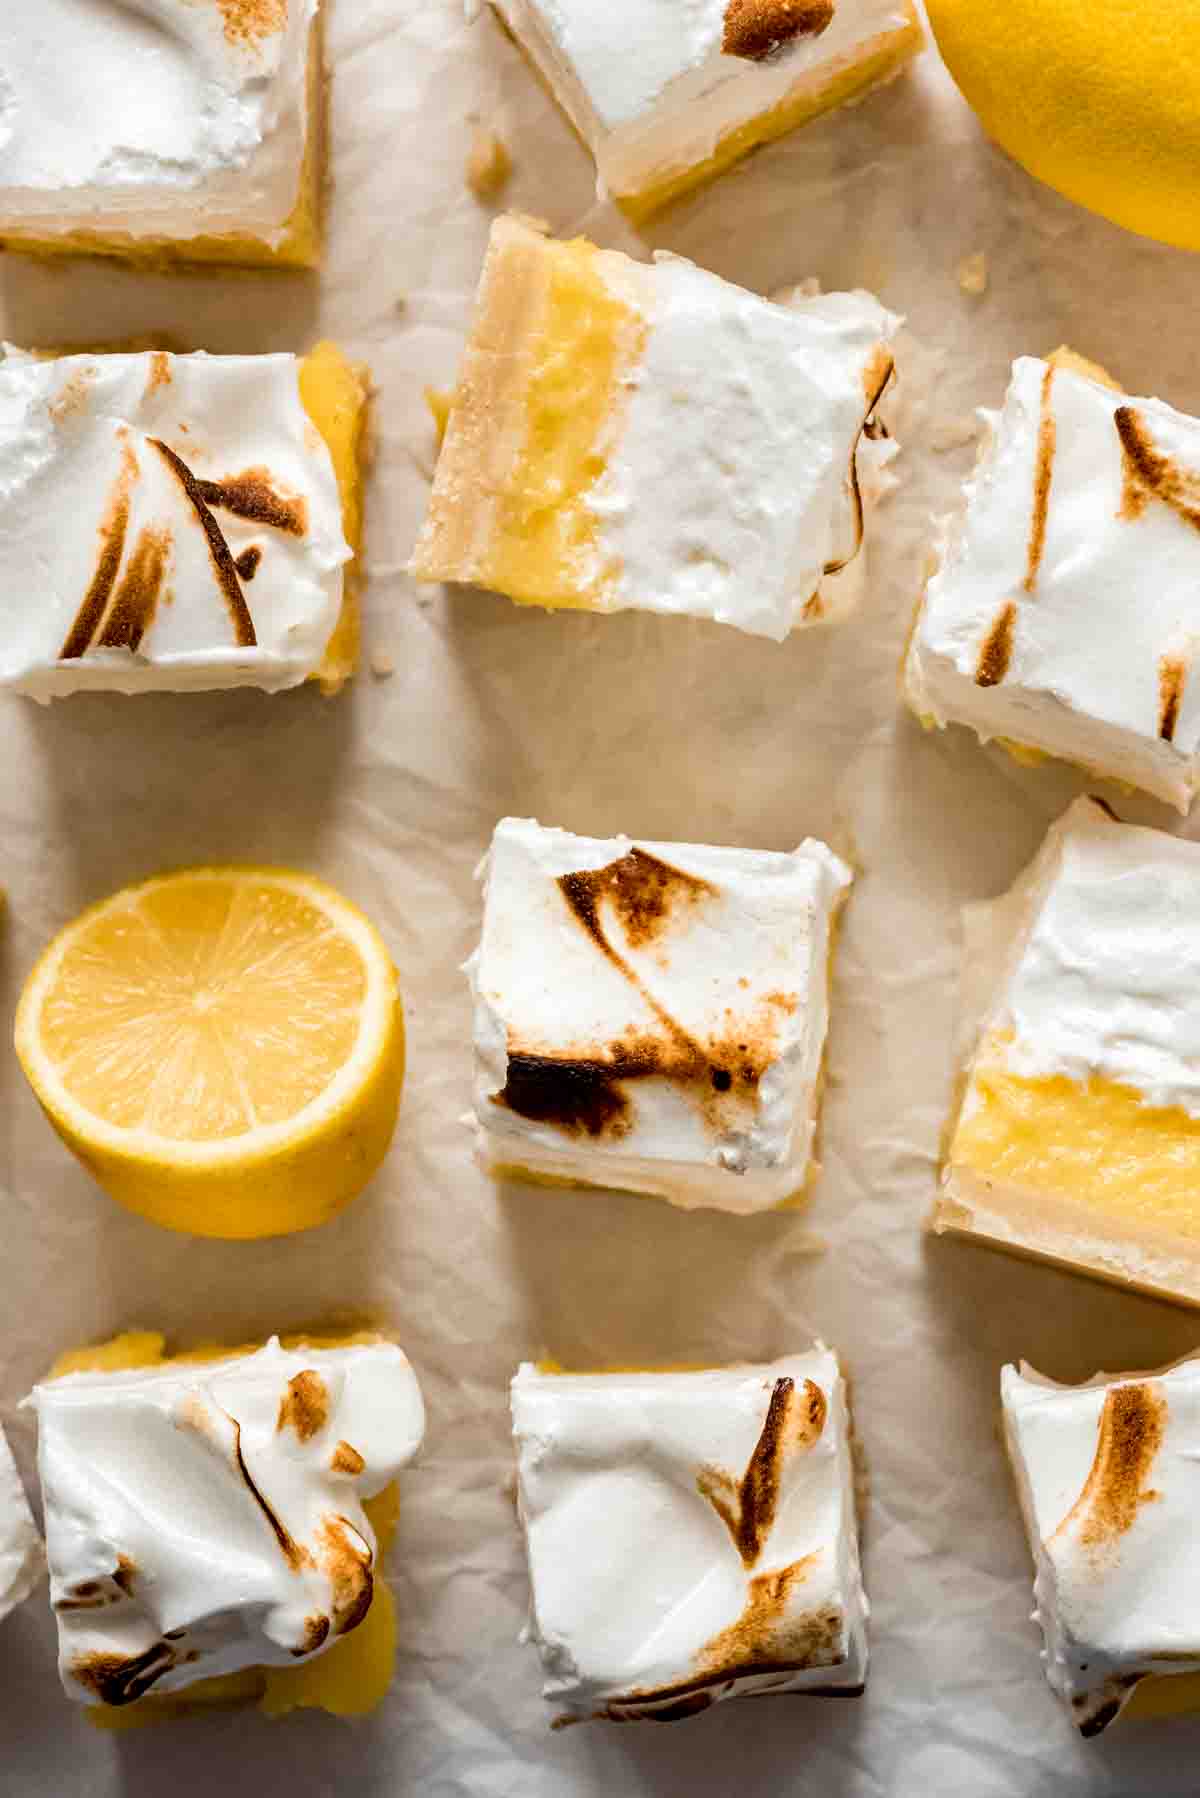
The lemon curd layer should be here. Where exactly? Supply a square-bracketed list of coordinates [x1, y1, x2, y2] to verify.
[476, 237, 639, 610]
[53, 1332, 400, 1728]
[952, 1066, 1200, 1239]
[300, 342, 371, 690]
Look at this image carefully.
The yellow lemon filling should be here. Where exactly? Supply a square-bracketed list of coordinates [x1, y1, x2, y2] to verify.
[618, 13, 923, 222]
[0, 21, 324, 269]
[951, 1064, 1200, 1239]
[300, 342, 370, 691]
[54, 1332, 399, 1728]
[476, 236, 641, 610]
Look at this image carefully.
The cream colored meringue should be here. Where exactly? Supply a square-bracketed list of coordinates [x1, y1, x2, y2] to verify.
[0, 0, 316, 249]
[468, 817, 852, 1212]
[511, 1351, 866, 1722]
[1003, 1356, 1200, 1735]
[0, 1425, 42, 1624]
[28, 1338, 425, 1705]
[907, 355, 1200, 811]
[0, 347, 350, 698]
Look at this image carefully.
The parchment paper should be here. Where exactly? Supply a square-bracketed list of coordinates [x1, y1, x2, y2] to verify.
[4, 5, 1200, 1792]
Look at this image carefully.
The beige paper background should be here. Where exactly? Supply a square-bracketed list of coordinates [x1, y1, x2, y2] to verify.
[3, 3, 1200, 1791]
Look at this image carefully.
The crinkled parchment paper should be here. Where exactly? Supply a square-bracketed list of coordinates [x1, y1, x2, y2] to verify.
[4, 4, 1200, 1792]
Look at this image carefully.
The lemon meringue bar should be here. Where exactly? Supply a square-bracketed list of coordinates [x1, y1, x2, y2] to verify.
[28, 1333, 425, 1717]
[469, 817, 852, 1213]
[512, 1350, 866, 1723]
[1002, 1356, 1200, 1735]
[0, 343, 367, 698]
[483, 1, 921, 220]
[0, 1425, 42, 1624]
[906, 351, 1200, 811]
[0, 1, 324, 268]
[934, 795, 1200, 1305]
[410, 216, 898, 641]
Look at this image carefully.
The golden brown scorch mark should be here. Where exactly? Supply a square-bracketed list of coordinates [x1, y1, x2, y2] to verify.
[975, 600, 1017, 688]
[293, 1614, 331, 1657]
[565, 848, 716, 950]
[1116, 406, 1200, 535]
[197, 468, 308, 538]
[49, 366, 98, 424]
[215, 0, 287, 48]
[150, 439, 258, 648]
[96, 527, 172, 652]
[1159, 655, 1189, 743]
[319, 1516, 375, 1636]
[1025, 363, 1058, 592]
[698, 1377, 827, 1568]
[723, 0, 835, 61]
[60, 438, 138, 659]
[235, 545, 263, 581]
[699, 1566, 839, 1676]
[146, 351, 172, 397]
[825, 352, 895, 577]
[1051, 1381, 1166, 1556]
[70, 1642, 178, 1707]
[277, 1370, 330, 1443]
[331, 1440, 366, 1476]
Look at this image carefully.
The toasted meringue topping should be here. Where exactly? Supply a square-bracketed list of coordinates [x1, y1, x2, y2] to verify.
[0, 0, 317, 247]
[28, 1338, 425, 1704]
[468, 817, 852, 1212]
[483, 0, 916, 203]
[0, 1425, 43, 1624]
[511, 1350, 866, 1722]
[1003, 1357, 1200, 1735]
[0, 348, 350, 698]
[907, 356, 1200, 810]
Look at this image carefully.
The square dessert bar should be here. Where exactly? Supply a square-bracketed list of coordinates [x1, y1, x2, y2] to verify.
[0, 343, 367, 698]
[28, 1335, 425, 1711]
[484, 0, 922, 220]
[906, 351, 1200, 811]
[1002, 1357, 1200, 1736]
[0, 1425, 42, 1625]
[0, 1, 324, 268]
[933, 796, 1200, 1305]
[468, 817, 852, 1213]
[410, 216, 899, 642]
[511, 1351, 867, 1723]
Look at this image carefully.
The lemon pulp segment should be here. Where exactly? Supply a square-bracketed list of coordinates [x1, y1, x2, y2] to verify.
[479, 237, 638, 610]
[952, 1065, 1200, 1239]
[64, 1332, 398, 1727]
[15, 868, 403, 1239]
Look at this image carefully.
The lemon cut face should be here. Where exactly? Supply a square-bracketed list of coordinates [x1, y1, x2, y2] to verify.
[928, 0, 1200, 252]
[15, 869, 404, 1239]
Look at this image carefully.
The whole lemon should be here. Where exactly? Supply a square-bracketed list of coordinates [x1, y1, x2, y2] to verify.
[927, 0, 1200, 251]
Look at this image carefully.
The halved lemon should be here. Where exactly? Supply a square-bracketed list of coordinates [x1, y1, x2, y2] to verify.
[14, 868, 404, 1239]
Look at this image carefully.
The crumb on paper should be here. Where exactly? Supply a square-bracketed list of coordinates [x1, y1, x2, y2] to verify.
[773, 275, 822, 308]
[424, 386, 455, 444]
[930, 414, 982, 453]
[394, 294, 407, 314]
[956, 251, 988, 297]
[370, 651, 395, 680]
[510, 212, 551, 236]
[790, 1233, 828, 1259]
[466, 129, 512, 201]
